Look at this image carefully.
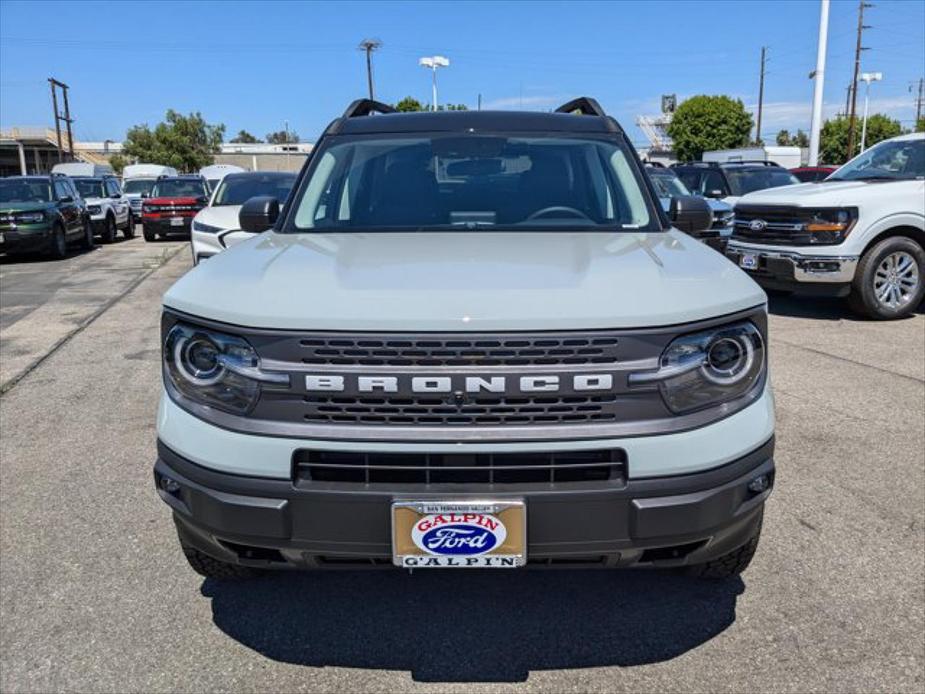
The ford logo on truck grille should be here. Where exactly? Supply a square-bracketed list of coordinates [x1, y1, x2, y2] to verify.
[749, 219, 768, 231]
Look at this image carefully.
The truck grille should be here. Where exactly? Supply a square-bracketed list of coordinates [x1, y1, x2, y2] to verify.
[302, 393, 621, 425]
[294, 448, 626, 484]
[732, 205, 812, 245]
[298, 334, 621, 367]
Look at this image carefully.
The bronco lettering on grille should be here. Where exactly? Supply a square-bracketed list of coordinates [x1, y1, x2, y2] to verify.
[304, 373, 615, 394]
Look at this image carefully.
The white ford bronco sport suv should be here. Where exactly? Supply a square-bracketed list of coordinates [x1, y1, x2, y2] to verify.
[71, 175, 134, 243]
[154, 98, 775, 579]
[726, 133, 925, 319]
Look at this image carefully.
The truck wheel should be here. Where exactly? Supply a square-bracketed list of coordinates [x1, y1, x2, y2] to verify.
[687, 512, 762, 579]
[48, 223, 68, 259]
[848, 236, 924, 320]
[143, 225, 156, 242]
[80, 219, 95, 251]
[101, 215, 116, 243]
[180, 540, 261, 580]
[123, 213, 135, 239]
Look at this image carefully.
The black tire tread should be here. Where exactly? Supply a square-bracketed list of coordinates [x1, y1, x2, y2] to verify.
[181, 542, 260, 580]
[687, 515, 762, 579]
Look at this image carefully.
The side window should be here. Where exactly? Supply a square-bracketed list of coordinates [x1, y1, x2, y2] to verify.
[53, 180, 70, 200]
[703, 170, 728, 195]
[106, 179, 120, 196]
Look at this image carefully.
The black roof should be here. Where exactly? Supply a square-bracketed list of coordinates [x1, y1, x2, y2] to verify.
[335, 110, 621, 135]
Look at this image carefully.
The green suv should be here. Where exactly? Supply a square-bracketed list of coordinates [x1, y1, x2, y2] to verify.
[0, 174, 94, 258]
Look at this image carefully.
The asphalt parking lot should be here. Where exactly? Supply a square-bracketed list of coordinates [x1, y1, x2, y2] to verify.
[0, 240, 923, 693]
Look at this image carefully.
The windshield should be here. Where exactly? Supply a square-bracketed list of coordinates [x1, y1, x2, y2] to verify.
[0, 179, 52, 204]
[152, 179, 207, 198]
[213, 174, 296, 206]
[829, 138, 924, 181]
[123, 179, 156, 195]
[289, 134, 655, 232]
[725, 168, 800, 196]
[648, 171, 691, 197]
[73, 178, 106, 199]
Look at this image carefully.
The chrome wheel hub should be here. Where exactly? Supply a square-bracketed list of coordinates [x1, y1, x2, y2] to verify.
[874, 251, 919, 309]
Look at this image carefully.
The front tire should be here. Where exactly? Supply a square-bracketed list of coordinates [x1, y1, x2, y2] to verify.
[101, 215, 116, 243]
[122, 212, 135, 239]
[80, 219, 95, 251]
[143, 225, 156, 242]
[47, 224, 67, 259]
[687, 512, 762, 579]
[180, 539, 260, 580]
[848, 236, 924, 320]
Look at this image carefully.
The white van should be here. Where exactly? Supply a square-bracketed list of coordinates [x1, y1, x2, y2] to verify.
[122, 164, 179, 219]
[198, 164, 245, 193]
[51, 162, 115, 177]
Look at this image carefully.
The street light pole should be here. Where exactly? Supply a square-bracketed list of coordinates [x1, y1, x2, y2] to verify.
[419, 56, 450, 110]
[808, 0, 830, 166]
[859, 72, 882, 153]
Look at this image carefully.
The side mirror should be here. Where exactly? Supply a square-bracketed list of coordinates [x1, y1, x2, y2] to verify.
[704, 189, 725, 199]
[196, 196, 209, 206]
[141, 192, 150, 198]
[111, 193, 122, 199]
[239, 195, 280, 233]
[59, 195, 73, 203]
[669, 195, 713, 234]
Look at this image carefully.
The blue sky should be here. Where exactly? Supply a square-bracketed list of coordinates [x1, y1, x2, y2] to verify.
[1, 0, 922, 146]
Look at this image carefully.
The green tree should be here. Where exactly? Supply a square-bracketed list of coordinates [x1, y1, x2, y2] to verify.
[776, 129, 809, 147]
[108, 153, 128, 175]
[438, 103, 469, 111]
[394, 96, 425, 112]
[666, 95, 754, 162]
[230, 130, 260, 143]
[122, 110, 225, 172]
[819, 114, 903, 165]
[916, 116, 925, 133]
[266, 130, 299, 144]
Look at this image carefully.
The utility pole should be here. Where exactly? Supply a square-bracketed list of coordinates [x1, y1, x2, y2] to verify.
[478, 93, 482, 111]
[358, 39, 382, 100]
[756, 47, 767, 144]
[846, 0, 872, 159]
[48, 78, 75, 162]
[914, 77, 924, 124]
[809, 0, 830, 167]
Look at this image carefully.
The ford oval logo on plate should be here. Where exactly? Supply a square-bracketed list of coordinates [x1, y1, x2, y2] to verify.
[412, 514, 507, 555]
[392, 501, 526, 568]
[749, 219, 768, 231]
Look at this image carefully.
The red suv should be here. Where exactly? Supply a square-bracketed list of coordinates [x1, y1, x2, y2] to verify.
[142, 176, 209, 242]
[789, 166, 836, 183]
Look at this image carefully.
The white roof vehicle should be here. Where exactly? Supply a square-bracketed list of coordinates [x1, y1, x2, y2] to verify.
[51, 162, 114, 177]
[190, 171, 296, 264]
[198, 164, 245, 193]
[726, 132, 925, 319]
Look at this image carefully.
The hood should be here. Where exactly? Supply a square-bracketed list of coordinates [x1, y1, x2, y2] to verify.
[82, 196, 104, 205]
[164, 230, 766, 331]
[146, 196, 203, 206]
[193, 205, 242, 231]
[0, 201, 54, 214]
[738, 179, 918, 207]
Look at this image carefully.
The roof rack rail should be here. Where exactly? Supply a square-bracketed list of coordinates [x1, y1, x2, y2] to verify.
[554, 97, 606, 117]
[724, 159, 782, 167]
[671, 161, 720, 168]
[343, 99, 397, 118]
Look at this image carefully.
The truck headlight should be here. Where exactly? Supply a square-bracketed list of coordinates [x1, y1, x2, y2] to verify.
[163, 323, 260, 414]
[87, 205, 102, 215]
[803, 207, 857, 244]
[630, 321, 765, 414]
[13, 211, 45, 224]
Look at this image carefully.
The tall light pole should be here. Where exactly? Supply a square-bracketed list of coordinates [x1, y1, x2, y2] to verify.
[859, 72, 882, 153]
[419, 56, 449, 110]
[808, 0, 830, 166]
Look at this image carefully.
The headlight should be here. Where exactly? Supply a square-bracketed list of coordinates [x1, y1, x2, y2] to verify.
[192, 220, 223, 234]
[13, 211, 44, 223]
[87, 205, 102, 215]
[164, 323, 262, 414]
[803, 207, 857, 244]
[630, 321, 765, 414]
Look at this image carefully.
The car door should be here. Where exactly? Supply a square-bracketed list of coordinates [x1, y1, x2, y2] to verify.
[53, 179, 80, 237]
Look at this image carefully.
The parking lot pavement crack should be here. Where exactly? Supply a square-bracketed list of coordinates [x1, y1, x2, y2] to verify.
[773, 337, 925, 384]
[0, 244, 186, 395]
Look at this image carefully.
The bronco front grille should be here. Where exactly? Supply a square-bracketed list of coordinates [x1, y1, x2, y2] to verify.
[294, 448, 626, 485]
[302, 393, 621, 425]
[298, 334, 621, 367]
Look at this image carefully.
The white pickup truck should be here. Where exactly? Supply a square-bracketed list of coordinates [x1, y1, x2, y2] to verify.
[726, 133, 925, 319]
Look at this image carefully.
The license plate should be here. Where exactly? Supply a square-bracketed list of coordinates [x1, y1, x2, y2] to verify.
[392, 500, 526, 568]
[170, 217, 185, 226]
[739, 253, 759, 270]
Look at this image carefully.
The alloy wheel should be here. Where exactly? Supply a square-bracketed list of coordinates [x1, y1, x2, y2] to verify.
[873, 251, 919, 310]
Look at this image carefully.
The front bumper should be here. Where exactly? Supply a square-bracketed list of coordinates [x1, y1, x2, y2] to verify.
[155, 437, 774, 570]
[143, 217, 193, 235]
[0, 225, 53, 253]
[726, 241, 858, 295]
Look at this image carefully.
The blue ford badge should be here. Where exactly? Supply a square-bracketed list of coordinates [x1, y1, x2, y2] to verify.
[411, 513, 507, 556]
[749, 219, 767, 231]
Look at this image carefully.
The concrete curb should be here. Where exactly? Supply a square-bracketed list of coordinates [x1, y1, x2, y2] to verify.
[0, 244, 185, 396]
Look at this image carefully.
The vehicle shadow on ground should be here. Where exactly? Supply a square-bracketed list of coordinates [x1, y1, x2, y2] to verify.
[203, 569, 744, 682]
[767, 294, 925, 320]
